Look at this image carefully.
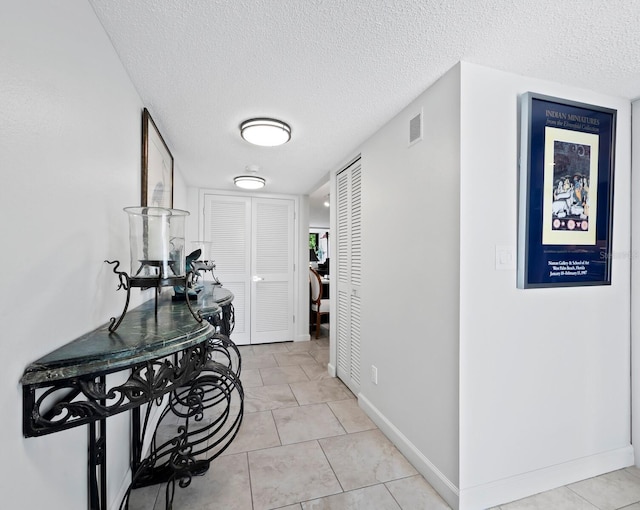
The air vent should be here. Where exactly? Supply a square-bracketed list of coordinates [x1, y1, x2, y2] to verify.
[409, 111, 422, 146]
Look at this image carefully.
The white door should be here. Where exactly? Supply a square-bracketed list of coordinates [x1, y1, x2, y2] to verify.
[251, 198, 295, 344]
[203, 195, 252, 344]
[203, 194, 295, 345]
[336, 159, 362, 393]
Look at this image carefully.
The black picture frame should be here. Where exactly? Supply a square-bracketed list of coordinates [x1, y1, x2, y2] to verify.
[141, 108, 174, 208]
[517, 93, 616, 289]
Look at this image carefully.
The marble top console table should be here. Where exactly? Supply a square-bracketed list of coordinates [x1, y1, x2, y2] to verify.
[21, 287, 243, 510]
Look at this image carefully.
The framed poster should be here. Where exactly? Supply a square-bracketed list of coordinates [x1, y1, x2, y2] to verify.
[517, 93, 616, 289]
[141, 108, 173, 208]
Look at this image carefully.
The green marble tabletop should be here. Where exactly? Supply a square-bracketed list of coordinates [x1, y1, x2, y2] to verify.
[20, 287, 233, 386]
[200, 283, 233, 308]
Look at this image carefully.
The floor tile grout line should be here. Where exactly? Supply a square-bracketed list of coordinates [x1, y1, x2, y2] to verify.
[269, 409, 285, 448]
[381, 481, 405, 510]
[324, 400, 349, 437]
[564, 482, 608, 510]
[316, 437, 347, 494]
[243, 451, 256, 510]
[288, 378, 303, 407]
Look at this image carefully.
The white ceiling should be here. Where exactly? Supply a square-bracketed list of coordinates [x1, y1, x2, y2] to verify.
[88, 0, 640, 200]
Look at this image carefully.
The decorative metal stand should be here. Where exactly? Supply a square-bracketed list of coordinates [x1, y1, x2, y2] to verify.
[121, 334, 243, 510]
[22, 330, 243, 510]
[22, 341, 212, 510]
[105, 260, 202, 332]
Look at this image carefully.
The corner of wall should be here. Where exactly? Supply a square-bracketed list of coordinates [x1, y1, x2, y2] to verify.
[631, 99, 640, 467]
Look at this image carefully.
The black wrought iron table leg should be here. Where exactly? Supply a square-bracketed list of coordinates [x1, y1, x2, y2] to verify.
[88, 375, 107, 510]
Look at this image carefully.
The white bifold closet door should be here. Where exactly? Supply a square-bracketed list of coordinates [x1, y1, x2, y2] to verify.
[203, 194, 294, 345]
[336, 159, 362, 394]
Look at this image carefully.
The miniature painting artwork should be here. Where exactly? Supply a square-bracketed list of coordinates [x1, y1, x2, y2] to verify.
[542, 127, 598, 246]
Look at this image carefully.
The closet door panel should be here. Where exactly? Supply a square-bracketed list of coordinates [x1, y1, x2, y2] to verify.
[251, 198, 294, 344]
[335, 159, 362, 393]
[203, 194, 251, 345]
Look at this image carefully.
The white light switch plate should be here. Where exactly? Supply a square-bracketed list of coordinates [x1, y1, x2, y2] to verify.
[495, 245, 516, 270]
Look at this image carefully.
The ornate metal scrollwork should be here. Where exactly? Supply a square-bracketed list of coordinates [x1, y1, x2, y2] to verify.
[105, 260, 132, 332]
[120, 342, 244, 510]
[23, 344, 210, 437]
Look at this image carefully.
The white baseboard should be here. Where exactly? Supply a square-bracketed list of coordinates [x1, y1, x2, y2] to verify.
[295, 333, 311, 342]
[358, 393, 460, 510]
[327, 362, 337, 377]
[460, 445, 634, 510]
[358, 394, 634, 510]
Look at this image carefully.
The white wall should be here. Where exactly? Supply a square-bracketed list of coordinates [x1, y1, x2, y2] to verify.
[458, 63, 632, 509]
[0, 2, 186, 508]
[356, 64, 462, 506]
[631, 99, 640, 467]
[348, 60, 632, 510]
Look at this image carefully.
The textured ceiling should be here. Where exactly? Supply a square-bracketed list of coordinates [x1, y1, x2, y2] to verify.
[88, 0, 640, 199]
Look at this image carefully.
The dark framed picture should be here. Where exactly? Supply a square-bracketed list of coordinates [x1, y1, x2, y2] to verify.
[141, 108, 173, 208]
[517, 93, 616, 289]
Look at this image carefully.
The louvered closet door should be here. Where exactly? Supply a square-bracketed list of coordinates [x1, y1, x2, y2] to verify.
[203, 195, 252, 345]
[336, 159, 362, 394]
[251, 198, 294, 344]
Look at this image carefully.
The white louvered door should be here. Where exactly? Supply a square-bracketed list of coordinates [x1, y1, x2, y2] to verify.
[336, 159, 362, 394]
[251, 198, 294, 344]
[203, 195, 252, 344]
[203, 194, 294, 345]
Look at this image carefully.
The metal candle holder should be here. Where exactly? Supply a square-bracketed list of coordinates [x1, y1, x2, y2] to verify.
[105, 207, 202, 332]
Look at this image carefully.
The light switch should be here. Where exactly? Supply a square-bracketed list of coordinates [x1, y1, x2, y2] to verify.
[495, 245, 516, 270]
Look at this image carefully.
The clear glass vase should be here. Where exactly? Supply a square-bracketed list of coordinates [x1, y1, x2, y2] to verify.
[124, 206, 190, 282]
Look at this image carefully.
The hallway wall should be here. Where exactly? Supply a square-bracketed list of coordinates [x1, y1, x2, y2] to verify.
[357, 64, 462, 506]
[348, 61, 632, 510]
[458, 63, 632, 508]
[1, 2, 188, 508]
[631, 99, 640, 468]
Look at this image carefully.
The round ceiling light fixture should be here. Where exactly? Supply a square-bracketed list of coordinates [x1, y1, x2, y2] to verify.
[234, 165, 266, 190]
[240, 118, 291, 146]
[234, 175, 266, 189]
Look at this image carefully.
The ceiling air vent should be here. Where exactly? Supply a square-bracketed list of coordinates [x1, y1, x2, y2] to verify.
[409, 110, 422, 146]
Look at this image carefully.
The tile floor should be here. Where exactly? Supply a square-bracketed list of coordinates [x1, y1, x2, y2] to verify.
[130, 326, 640, 510]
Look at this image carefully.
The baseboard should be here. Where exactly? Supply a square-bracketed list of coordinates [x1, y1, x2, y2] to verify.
[295, 333, 311, 342]
[358, 394, 634, 510]
[460, 445, 634, 510]
[327, 362, 337, 377]
[358, 393, 460, 510]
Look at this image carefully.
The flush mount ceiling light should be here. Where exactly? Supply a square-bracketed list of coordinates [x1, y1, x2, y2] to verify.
[234, 165, 266, 190]
[234, 175, 265, 189]
[240, 118, 291, 146]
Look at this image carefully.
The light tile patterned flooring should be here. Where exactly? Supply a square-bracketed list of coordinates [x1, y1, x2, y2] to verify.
[131, 327, 640, 509]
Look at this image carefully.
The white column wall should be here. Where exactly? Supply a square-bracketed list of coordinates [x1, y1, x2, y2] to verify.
[632, 99, 640, 467]
[356, 64, 462, 506]
[0, 2, 187, 509]
[458, 62, 632, 509]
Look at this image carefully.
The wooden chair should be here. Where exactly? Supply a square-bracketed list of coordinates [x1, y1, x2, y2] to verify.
[309, 267, 329, 339]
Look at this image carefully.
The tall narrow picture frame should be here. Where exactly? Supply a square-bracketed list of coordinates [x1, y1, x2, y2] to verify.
[517, 93, 616, 289]
[141, 108, 173, 208]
